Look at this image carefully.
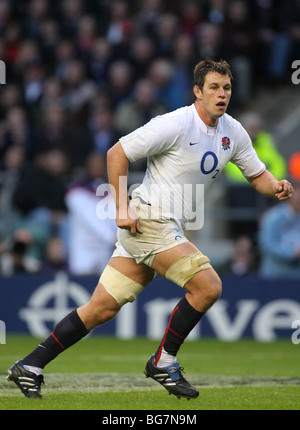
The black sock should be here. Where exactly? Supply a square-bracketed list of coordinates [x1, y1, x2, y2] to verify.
[23, 309, 89, 370]
[154, 296, 203, 365]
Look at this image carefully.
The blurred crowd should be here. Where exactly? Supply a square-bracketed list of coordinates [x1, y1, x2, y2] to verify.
[0, 0, 299, 277]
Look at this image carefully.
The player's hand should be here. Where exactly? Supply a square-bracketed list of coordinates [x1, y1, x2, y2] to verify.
[273, 180, 294, 201]
[116, 206, 143, 235]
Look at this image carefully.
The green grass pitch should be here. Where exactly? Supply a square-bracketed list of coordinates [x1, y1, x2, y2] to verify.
[0, 335, 299, 410]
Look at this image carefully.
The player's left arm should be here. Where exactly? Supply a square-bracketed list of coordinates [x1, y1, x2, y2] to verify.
[247, 170, 294, 201]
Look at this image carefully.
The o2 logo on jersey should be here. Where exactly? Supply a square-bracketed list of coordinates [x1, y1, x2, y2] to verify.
[200, 151, 219, 179]
[291, 60, 300, 85]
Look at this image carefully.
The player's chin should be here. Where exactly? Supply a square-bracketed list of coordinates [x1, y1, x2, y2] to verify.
[215, 106, 227, 116]
[213, 110, 226, 119]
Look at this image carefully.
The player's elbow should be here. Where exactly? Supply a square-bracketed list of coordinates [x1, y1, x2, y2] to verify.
[107, 142, 118, 164]
[107, 141, 127, 163]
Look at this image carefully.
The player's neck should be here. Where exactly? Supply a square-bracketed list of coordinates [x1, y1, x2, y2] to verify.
[194, 101, 219, 127]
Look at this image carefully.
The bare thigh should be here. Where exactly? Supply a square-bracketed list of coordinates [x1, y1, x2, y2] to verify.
[108, 256, 155, 286]
[151, 242, 200, 275]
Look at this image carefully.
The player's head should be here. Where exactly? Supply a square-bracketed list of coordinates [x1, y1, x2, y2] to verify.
[193, 59, 233, 124]
[193, 59, 233, 92]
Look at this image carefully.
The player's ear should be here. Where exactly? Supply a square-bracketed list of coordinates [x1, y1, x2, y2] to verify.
[193, 85, 202, 100]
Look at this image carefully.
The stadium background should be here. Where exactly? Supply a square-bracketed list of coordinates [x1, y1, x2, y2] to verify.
[0, 0, 299, 341]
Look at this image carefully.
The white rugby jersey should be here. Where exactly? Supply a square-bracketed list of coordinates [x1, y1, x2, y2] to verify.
[120, 104, 265, 229]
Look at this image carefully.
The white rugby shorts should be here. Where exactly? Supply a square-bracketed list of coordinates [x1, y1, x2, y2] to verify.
[111, 198, 188, 267]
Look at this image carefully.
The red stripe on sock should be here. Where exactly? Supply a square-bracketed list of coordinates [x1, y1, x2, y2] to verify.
[51, 332, 65, 350]
[154, 305, 178, 366]
[168, 327, 184, 339]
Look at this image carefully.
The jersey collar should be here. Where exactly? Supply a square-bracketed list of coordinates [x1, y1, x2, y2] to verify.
[192, 103, 218, 135]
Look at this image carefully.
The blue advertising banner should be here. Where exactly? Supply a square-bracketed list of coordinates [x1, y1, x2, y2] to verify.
[0, 272, 299, 341]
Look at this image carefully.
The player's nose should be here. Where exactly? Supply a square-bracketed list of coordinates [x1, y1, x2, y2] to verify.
[218, 88, 226, 97]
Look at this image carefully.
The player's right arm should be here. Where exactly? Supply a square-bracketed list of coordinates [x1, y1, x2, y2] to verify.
[107, 141, 142, 235]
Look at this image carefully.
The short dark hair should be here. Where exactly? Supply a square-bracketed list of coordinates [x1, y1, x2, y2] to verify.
[193, 59, 233, 91]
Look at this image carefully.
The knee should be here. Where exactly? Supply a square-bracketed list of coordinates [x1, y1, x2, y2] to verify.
[91, 300, 120, 326]
[186, 270, 222, 311]
[78, 293, 120, 330]
[85, 303, 120, 330]
[205, 274, 222, 303]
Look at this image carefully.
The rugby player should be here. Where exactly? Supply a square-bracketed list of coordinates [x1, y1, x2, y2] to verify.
[7, 59, 294, 400]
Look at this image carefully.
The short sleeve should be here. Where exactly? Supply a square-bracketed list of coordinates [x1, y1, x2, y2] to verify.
[230, 124, 265, 178]
[119, 114, 182, 162]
